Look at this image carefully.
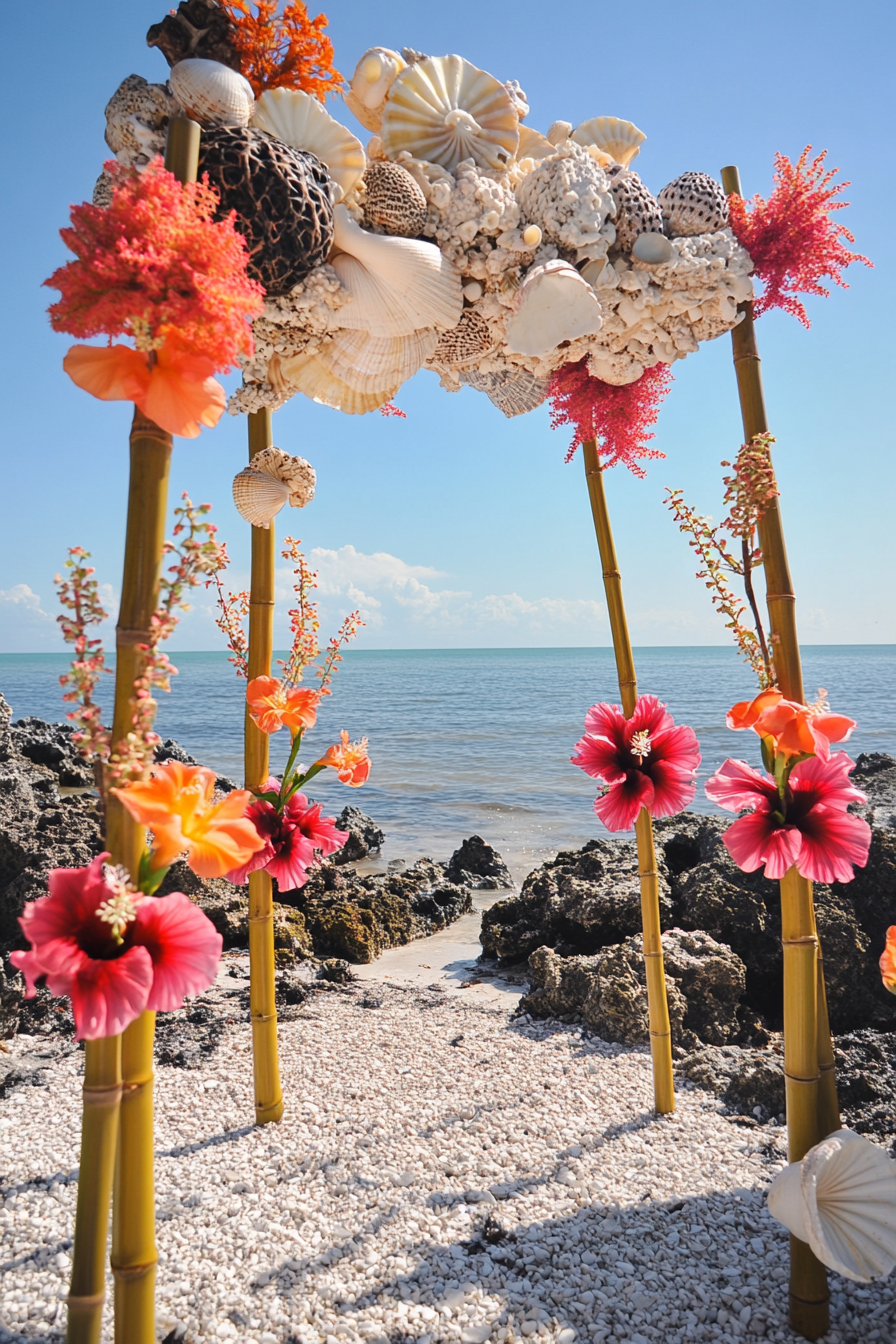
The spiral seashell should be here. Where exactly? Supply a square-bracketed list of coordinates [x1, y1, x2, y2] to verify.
[572, 116, 645, 169]
[768, 1129, 896, 1283]
[380, 55, 520, 173]
[104, 74, 175, 168]
[232, 467, 290, 529]
[505, 260, 603, 357]
[460, 368, 550, 418]
[657, 171, 729, 237]
[169, 58, 254, 128]
[361, 161, 428, 237]
[345, 48, 406, 133]
[429, 310, 495, 370]
[252, 89, 366, 197]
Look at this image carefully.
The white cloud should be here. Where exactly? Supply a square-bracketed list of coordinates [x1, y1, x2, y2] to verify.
[0, 585, 57, 652]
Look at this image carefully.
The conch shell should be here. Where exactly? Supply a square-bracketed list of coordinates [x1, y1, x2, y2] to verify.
[169, 58, 254, 128]
[345, 48, 406, 133]
[505, 260, 603, 357]
[768, 1129, 896, 1283]
[572, 116, 645, 169]
[232, 448, 316, 529]
[380, 55, 520, 173]
[252, 89, 366, 197]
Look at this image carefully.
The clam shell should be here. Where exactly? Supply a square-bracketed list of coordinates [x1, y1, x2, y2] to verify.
[345, 48, 407, 133]
[572, 116, 645, 168]
[505, 260, 603, 357]
[429, 310, 495, 370]
[380, 55, 519, 173]
[251, 446, 316, 508]
[313, 329, 438, 394]
[169, 58, 254, 128]
[331, 205, 463, 338]
[460, 368, 549, 418]
[361, 160, 428, 237]
[279, 349, 399, 415]
[252, 89, 366, 197]
[657, 171, 729, 237]
[232, 467, 290, 529]
[768, 1129, 896, 1283]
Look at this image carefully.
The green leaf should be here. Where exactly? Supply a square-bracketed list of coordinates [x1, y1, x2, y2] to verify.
[137, 850, 169, 896]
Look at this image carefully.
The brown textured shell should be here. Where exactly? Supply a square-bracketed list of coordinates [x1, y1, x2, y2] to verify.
[460, 368, 549, 417]
[429, 309, 495, 369]
[361, 161, 428, 237]
[146, 0, 242, 70]
[198, 126, 335, 295]
[657, 171, 729, 238]
[609, 169, 665, 252]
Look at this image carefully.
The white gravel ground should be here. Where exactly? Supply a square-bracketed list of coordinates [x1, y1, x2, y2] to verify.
[1, 969, 894, 1344]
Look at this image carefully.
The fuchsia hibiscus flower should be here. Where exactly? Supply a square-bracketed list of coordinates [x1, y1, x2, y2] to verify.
[704, 753, 871, 883]
[10, 855, 223, 1040]
[226, 779, 348, 891]
[572, 694, 701, 831]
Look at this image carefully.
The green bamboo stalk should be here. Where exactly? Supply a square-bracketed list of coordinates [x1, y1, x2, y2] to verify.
[722, 163, 835, 1340]
[583, 440, 675, 1114]
[108, 117, 201, 1344]
[246, 407, 284, 1124]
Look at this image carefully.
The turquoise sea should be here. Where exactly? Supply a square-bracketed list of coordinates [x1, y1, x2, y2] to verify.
[1, 647, 893, 879]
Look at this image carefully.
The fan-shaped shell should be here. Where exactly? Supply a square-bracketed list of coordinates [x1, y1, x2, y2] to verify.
[312, 329, 438, 394]
[429, 310, 495, 370]
[232, 467, 290, 529]
[517, 124, 556, 160]
[345, 48, 407, 133]
[361, 161, 428, 237]
[331, 205, 463, 338]
[572, 116, 645, 169]
[505, 260, 603, 357]
[658, 171, 729, 237]
[251, 89, 366, 197]
[381, 55, 519, 173]
[279, 349, 399, 415]
[460, 368, 549, 418]
[170, 58, 254, 128]
[251, 446, 316, 508]
[768, 1129, 896, 1283]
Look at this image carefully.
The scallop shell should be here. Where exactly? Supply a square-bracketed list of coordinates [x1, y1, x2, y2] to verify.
[169, 58, 254, 128]
[232, 467, 290, 529]
[251, 89, 366, 197]
[768, 1129, 896, 1283]
[505, 260, 603, 358]
[517, 124, 556, 160]
[609, 170, 665, 251]
[657, 171, 729, 237]
[460, 368, 549, 418]
[251, 446, 316, 508]
[312, 329, 438, 394]
[331, 204, 463, 338]
[345, 48, 406, 133]
[380, 55, 519, 173]
[429, 310, 495, 370]
[361, 160, 428, 236]
[572, 116, 645, 169]
[279, 349, 399, 416]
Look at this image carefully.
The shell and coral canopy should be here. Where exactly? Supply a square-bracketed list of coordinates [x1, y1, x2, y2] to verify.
[380, 55, 520, 173]
[252, 87, 366, 195]
[45, 157, 263, 368]
[220, 0, 343, 99]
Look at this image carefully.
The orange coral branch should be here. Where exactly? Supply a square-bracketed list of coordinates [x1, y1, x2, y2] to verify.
[222, 1, 343, 99]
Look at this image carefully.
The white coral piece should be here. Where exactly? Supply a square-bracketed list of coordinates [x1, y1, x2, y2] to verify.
[515, 143, 616, 261]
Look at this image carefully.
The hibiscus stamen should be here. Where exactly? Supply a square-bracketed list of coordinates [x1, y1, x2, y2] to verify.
[96, 892, 140, 943]
[630, 729, 652, 763]
[807, 687, 831, 716]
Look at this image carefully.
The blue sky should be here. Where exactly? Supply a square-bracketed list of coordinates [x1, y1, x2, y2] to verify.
[1, 0, 893, 653]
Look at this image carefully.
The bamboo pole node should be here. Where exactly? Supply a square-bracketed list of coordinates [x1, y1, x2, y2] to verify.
[111, 1260, 157, 1281]
[129, 415, 172, 447]
[249, 599, 276, 607]
[252, 1011, 277, 1023]
[247, 914, 273, 924]
[67, 1292, 106, 1308]
[82, 1083, 125, 1103]
[115, 627, 155, 646]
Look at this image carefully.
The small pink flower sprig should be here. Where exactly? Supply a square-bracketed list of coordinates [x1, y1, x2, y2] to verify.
[56, 548, 113, 766]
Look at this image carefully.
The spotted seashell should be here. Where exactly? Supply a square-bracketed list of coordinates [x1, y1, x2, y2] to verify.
[169, 58, 254, 128]
[199, 127, 334, 295]
[93, 169, 115, 208]
[657, 171, 729, 237]
[460, 368, 550, 418]
[609, 170, 664, 251]
[428, 310, 495, 370]
[104, 74, 175, 168]
[361, 161, 428, 237]
[380, 55, 519, 173]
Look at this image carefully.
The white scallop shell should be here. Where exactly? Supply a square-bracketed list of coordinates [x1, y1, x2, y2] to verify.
[572, 116, 646, 168]
[252, 89, 366, 197]
[169, 59, 254, 128]
[345, 48, 407, 133]
[312, 329, 438, 394]
[232, 467, 290, 529]
[330, 205, 463, 339]
[517, 124, 555, 160]
[380, 55, 519, 173]
[768, 1129, 896, 1283]
[251, 446, 316, 507]
[279, 349, 399, 415]
[505, 260, 603, 357]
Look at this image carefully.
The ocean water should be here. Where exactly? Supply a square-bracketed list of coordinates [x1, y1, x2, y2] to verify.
[1, 646, 893, 881]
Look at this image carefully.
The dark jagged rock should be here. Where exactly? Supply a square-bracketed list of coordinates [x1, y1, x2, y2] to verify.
[0, 958, 22, 1039]
[320, 958, 355, 984]
[9, 716, 93, 788]
[446, 835, 513, 890]
[831, 1030, 896, 1137]
[677, 1044, 786, 1121]
[154, 1001, 232, 1068]
[146, 0, 242, 70]
[332, 806, 385, 865]
[480, 838, 673, 963]
[155, 860, 313, 963]
[852, 752, 896, 831]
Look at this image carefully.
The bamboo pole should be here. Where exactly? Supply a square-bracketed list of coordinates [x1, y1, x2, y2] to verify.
[583, 440, 675, 1114]
[246, 407, 284, 1125]
[722, 163, 835, 1339]
[107, 117, 200, 1344]
[66, 1036, 122, 1344]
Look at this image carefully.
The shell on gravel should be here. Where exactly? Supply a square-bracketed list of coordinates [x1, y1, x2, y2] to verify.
[169, 57, 254, 127]
[658, 171, 729, 237]
[198, 126, 335, 295]
[252, 88, 366, 197]
[609, 169, 665, 251]
[361, 160, 428, 236]
[428, 309, 495, 370]
[380, 55, 519, 173]
[460, 367, 550, 417]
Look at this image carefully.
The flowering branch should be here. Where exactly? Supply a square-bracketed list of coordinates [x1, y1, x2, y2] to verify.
[55, 549, 113, 765]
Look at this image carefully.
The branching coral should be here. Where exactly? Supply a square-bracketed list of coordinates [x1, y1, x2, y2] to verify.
[548, 358, 672, 475]
[222, 1, 343, 99]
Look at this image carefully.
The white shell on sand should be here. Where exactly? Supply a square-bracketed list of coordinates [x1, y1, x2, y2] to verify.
[768, 1129, 896, 1283]
[232, 467, 290, 529]
[252, 89, 366, 196]
[310, 328, 438, 394]
[330, 205, 463, 338]
[572, 116, 645, 168]
[632, 232, 674, 266]
[345, 48, 407, 133]
[279, 348, 399, 415]
[169, 58, 254, 128]
[505, 260, 603, 357]
[380, 55, 519, 173]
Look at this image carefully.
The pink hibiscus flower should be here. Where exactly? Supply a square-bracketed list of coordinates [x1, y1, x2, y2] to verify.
[704, 753, 871, 883]
[572, 694, 701, 832]
[10, 855, 223, 1040]
[226, 780, 348, 892]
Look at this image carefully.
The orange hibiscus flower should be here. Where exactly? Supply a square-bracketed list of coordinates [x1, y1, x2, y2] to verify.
[63, 344, 226, 439]
[246, 676, 321, 736]
[726, 688, 855, 763]
[319, 731, 370, 787]
[881, 927, 896, 996]
[111, 762, 264, 878]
